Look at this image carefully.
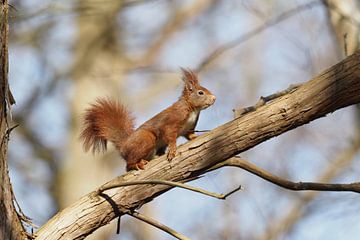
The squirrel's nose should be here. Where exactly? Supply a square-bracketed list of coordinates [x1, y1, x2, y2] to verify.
[211, 95, 216, 103]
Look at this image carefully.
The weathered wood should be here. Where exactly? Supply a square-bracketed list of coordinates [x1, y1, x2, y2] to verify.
[36, 50, 360, 239]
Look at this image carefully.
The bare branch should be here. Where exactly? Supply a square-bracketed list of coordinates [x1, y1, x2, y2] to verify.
[99, 179, 241, 200]
[136, 0, 215, 67]
[127, 211, 191, 240]
[209, 157, 360, 193]
[257, 129, 360, 240]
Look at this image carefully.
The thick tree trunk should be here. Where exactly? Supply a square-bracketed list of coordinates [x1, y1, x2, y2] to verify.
[36, 50, 360, 239]
[0, 1, 28, 239]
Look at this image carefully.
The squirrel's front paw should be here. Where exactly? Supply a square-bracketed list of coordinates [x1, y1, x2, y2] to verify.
[187, 133, 198, 140]
[167, 149, 176, 162]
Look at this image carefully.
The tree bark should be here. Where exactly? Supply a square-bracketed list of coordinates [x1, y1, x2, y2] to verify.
[0, 1, 28, 239]
[35, 50, 360, 239]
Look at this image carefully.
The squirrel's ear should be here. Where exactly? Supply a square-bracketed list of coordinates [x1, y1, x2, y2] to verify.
[181, 68, 199, 91]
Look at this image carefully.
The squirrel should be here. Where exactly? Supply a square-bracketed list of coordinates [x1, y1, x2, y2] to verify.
[80, 69, 216, 171]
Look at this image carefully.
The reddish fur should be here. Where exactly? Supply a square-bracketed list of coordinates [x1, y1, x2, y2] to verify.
[80, 69, 216, 171]
[80, 99, 135, 153]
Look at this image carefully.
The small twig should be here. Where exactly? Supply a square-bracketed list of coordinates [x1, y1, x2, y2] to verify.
[128, 210, 190, 240]
[6, 123, 19, 134]
[98, 179, 241, 200]
[99, 179, 240, 238]
[24, 231, 36, 240]
[116, 216, 121, 234]
[223, 185, 242, 198]
[0, 124, 19, 148]
[13, 185, 38, 230]
[208, 157, 360, 193]
[194, 130, 211, 133]
[233, 83, 302, 117]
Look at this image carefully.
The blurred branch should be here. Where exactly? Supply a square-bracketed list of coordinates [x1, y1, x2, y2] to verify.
[209, 156, 360, 193]
[196, 0, 321, 71]
[12, 0, 159, 22]
[12, 88, 55, 162]
[13, 91, 57, 162]
[130, 0, 215, 68]
[13, 120, 56, 160]
[136, 0, 213, 65]
[323, 0, 360, 26]
[324, 0, 360, 58]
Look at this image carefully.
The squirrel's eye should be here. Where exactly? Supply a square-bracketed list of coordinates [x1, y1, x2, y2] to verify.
[197, 90, 204, 95]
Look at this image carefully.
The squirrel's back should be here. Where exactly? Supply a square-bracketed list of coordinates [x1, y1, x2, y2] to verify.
[80, 98, 135, 153]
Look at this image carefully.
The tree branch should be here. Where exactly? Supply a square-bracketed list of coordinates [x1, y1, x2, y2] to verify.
[35, 50, 360, 239]
[258, 129, 360, 240]
[98, 180, 241, 200]
[209, 156, 360, 193]
[0, 1, 29, 239]
[127, 211, 190, 240]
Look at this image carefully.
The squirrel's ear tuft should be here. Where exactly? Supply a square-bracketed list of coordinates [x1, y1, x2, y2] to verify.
[181, 68, 199, 91]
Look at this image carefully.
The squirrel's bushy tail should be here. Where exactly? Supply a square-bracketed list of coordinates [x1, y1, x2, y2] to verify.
[80, 98, 135, 153]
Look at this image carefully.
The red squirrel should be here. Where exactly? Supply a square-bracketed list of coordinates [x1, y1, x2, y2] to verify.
[80, 69, 216, 171]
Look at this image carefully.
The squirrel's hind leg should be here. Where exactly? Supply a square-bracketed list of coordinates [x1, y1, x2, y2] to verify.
[124, 130, 156, 171]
